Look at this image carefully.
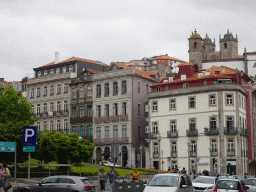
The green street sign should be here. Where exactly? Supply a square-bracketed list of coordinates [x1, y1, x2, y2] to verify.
[0, 142, 16, 152]
[23, 146, 35, 152]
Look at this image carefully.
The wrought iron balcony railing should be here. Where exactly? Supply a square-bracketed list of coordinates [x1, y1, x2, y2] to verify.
[205, 128, 219, 136]
[153, 152, 159, 158]
[186, 129, 198, 137]
[167, 130, 178, 138]
[227, 149, 235, 156]
[224, 127, 238, 135]
[93, 137, 129, 145]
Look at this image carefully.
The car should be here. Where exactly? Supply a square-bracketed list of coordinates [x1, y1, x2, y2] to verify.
[218, 175, 238, 180]
[125, 164, 134, 169]
[214, 178, 249, 192]
[244, 179, 256, 192]
[143, 173, 193, 192]
[233, 175, 247, 181]
[192, 176, 217, 192]
[13, 175, 95, 192]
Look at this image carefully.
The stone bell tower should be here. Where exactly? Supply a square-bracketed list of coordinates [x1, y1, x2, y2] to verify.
[188, 29, 203, 69]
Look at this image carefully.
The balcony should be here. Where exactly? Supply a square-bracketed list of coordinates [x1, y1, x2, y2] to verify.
[190, 151, 196, 157]
[240, 128, 249, 137]
[224, 127, 238, 135]
[227, 150, 235, 156]
[144, 133, 149, 139]
[111, 115, 119, 122]
[148, 132, 159, 139]
[186, 129, 198, 137]
[119, 114, 128, 121]
[167, 130, 178, 138]
[85, 135, 93, 142]
[42, 112, 48, 118]
[60, 129, 70, 134]
[94, 117, 102, 124]
[55, 111, 62, 116]
[62, 110, 69, 116]
[211, 151, 218, 157]
[84, 116, 93, 123]
[153, 152, 159, 158]
[93, 137, 129, 145]
[103, 116, 110, 123]
[205, 128, 219, 136]
[171, 151, 177, 158]
[33, 113, 42, 118]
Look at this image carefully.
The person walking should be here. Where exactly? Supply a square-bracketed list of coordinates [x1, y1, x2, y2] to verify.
[98, 169, 107, 192]
[181, 167, 186, 174]
[0, 162, 11, 192]
[107, 167, 115, 192]
[132, 170, 140, 180]
[0, 164, 4, 191]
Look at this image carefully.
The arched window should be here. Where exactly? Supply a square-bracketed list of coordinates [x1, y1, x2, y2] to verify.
[194, 42, 197, 49]
[224, 43, 227, 49]
[69, 65, 73, 72]
[63, 67, 66, 73]
[56, 68, 60, 74]
[44, 70, 47, 75]
[38, 71, 41, 77]
[50, 69, 54, 74]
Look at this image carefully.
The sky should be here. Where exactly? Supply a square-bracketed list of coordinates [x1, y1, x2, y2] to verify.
[0, 0, 255, 81]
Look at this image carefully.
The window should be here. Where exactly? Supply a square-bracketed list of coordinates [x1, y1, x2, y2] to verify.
[64, 119, 68, 131]
[226, 116, 234, 129]
[57, 84, 61, 94]
[152, 101, 158, 112]
[37, 88, 41, 97]
[226, 94, 233, 105]
[72, 107, 76, 117]
[104, 83, 109, 96]
[87, 85, 92, 97]
[137, 82, 141, 93]
[43, 121, 47, 131]
[79, 106, 84, 117]
[227, 139, 234, 152]
[121, 80, 127, 94]
[210, 117, 217, 129]
[224, 43, 227, 49]
[87, 105, 92, 117]
[72, 88, 76, 99]
[79, 87, 84, 98]
[122, 102, 127, 115]
[105, 126, 110, 138]
[44, 70, 47, 75]
[138, 104, 141, 116]
[204, 80, 207, 85]
[122, 125, 127, 137]
[69, 65, 73, 72]
[105, 104, 109, 116]
[189, 97, 195, 108]
[209, 95, 216, 106]
[183, 83, 189, 88]
[50, 85, 54, 96]
[113, 125, 118, 138]
[63, 67, 66, 73]
[153, 143, 159, 154]
[43, 86, 47, 96]
[64, 83, 68, 93]
[72, 126, 76, 134]
[170, 99, 176, 110]
[243, 98, 246, 109]
[43, 103, 47, 113]
[38, 71, 41, 77]
[138, 126, 141, 138]
[30, 88, 34, 98]
[37, 122, 40, 132]
[37, 104, 40, 115]
[191, 140, 196, 153]
[189, 118, 196, 131]
[113, 103, 118, 116]
[96, 105, 101, 117]
[80, 126, 84, 138]
[64, 101, 68, 112]
[50, 102, 54, 112]
[211, 139, 217, 152]
[170, 120, 176, 132]
[113, 82, 118, 95]
[96, 84, 101, 98]
[50, 120, 53, 131]
[194, 42, 197, 49]
[31, 105, 34, 113]
[57, 120, 61, 132]
[57, 101, 61, 113]
[152, 122, 158, 134]
[50, 69, 54, 74]
[146, 84, 149, 94]
[156, 87, 161, 91]
[172, 142, 177, 153]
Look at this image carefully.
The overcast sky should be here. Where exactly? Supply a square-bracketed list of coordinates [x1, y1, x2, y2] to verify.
[0, 0, 255, 81]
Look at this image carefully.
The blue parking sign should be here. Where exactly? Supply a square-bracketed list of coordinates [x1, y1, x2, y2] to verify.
[23, 126, 38, 146]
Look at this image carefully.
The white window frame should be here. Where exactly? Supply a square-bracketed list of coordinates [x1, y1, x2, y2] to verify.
[170, 98, 176, 110]
[152, 101, 158, 112]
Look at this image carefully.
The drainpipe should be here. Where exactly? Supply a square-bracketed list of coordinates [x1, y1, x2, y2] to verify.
[236, 68, 239, 84]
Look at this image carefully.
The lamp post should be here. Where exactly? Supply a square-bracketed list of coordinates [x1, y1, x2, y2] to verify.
[120, 147, 122, 168]
[140, 145, 143, 168]
[157, 134, 162, 173]
[161, 150, 164, 171]
[187, 141, 191, 176]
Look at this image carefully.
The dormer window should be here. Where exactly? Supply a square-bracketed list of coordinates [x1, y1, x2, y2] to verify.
[56, 68, 60, 74]
[44, 70, 47, 75]
[69, 65, 73, 72]
[63, 67, 66, 73]
[50, 69, 54, 74]
[38, 71, 41, 77]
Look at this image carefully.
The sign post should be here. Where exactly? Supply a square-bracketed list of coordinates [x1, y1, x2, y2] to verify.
[23, 126, 38, 180]
[0, 142, 17, 181]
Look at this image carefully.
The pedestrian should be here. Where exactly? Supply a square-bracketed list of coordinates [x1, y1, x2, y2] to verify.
[181, 167, 186, 174]
[98, 169, 107, 192]
[0, 164, 4, 190]
[168, 167, 171, 172]
[0, 162, 11, 192]
[93, 159, 96, 164]
[178, 166, 182, 173]
[107, 167, 115, 192]
[132, 170, 140, 180]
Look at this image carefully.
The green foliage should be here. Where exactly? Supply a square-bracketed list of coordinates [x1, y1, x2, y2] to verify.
[33, 131, 94, 164]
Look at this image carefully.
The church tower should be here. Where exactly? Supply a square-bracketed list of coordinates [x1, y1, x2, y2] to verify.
[202, 34, 216, 59]
[219, 29, 238, 59]
[188, 29, 203, 69]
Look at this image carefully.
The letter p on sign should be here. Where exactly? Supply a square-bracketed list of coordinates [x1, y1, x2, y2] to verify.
[23, 126, 38, 146]
[25, 129, 35, 142]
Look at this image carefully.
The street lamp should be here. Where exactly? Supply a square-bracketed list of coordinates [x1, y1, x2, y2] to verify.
[187, 141, 191, 176]
[157, 134, 162, 173]
[140, 145, 143, 168]
[161, 150, 164, 171]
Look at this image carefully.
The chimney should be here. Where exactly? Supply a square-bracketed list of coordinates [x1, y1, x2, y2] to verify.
[181, 74, 186, 80]
[55, 52, 59, 64]
[222, 67, 225, 72]
[163, 79, 168, 83]
[198, 72, 203, 78]
[169, 77, 173, 82]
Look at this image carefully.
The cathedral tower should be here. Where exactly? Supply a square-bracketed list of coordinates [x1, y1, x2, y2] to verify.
[188, 29, 203, 69]
[202, 34, 216, 59]
[219, 29, 238, 59]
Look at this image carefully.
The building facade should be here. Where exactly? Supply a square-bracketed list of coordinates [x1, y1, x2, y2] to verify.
[147, 64, 250, 175]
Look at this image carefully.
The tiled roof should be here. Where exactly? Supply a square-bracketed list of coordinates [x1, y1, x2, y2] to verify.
[2, 84, 10, 88]
[153, 55, 186, 63]
[115, 63, 157, 82]
[203, 56, 244, 61]
[40, 56, 107, 67]
[177, 62, 197, 67]
[86, 69, 102, 74]
[146, 70, 158, 75]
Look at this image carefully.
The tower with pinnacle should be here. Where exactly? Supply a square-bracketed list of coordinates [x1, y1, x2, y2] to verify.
[219, 29, 238, 59]
[188, 29, 203, 69]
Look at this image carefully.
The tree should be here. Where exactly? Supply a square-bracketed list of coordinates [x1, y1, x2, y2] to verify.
[34, 131, 94, 164]
[0, 86, 37, 162]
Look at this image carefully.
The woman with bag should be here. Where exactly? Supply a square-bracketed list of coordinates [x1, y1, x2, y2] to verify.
[0, 162, 12, 192]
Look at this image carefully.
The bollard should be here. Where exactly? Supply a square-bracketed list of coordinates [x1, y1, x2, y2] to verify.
[131, 180, 140, 192]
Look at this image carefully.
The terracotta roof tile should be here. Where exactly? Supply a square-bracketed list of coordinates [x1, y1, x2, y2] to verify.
[153, 55, 186, 63]
[177, 62, 197, 67]
[2, 84, 10, 88]
[85, 69, 102, 74]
